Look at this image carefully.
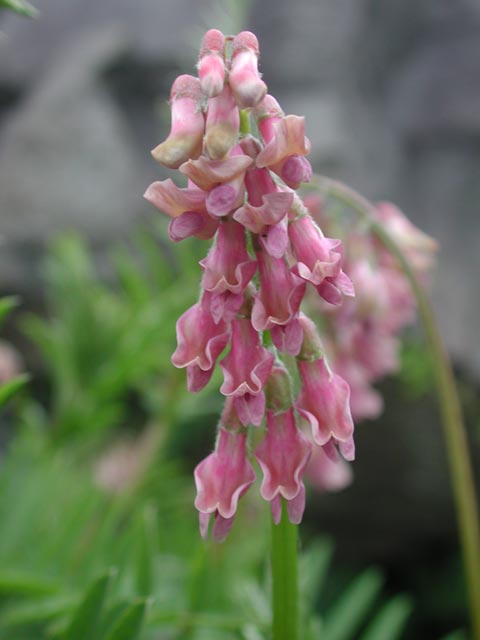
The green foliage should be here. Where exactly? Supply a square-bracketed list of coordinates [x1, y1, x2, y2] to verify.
[23, 228, 202, 443]
[0, 0, 37, 17]
[0, 296, 29, 409]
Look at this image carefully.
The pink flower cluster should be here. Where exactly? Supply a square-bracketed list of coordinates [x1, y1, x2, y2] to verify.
[304, 195, 437, 424]
[145, 30, 356, 540]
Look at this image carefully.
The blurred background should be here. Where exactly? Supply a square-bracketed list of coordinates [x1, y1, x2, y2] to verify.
[0, 1, 479, 638]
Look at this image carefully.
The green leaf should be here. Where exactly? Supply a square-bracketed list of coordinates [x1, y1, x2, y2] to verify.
[0, 0, 37, 17]
[0, 295, 19, 326]
[0, 373, 30, 408]
[103, 599, 147, 640]
[62, 570, 114, 640]
[0, 570, 59, 597]
[360, 595, 412, 640]
[1, 595, 75, 627]
[322, 568, 384, 640]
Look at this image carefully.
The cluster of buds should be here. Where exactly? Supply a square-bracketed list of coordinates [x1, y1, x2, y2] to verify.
[304, 195, 437, 424]
[145, 30, 356, 540]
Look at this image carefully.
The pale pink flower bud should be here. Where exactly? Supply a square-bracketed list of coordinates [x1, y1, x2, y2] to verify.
[195, 427, 256, 541]
[200, 219, 257, 295]
[289, 215, 343, 285]
[229, 31, 267, 108]
[220, 317, 274, 398]
[198, 29, 226, 98]
[306, 440, 353, 493]
[251, 251, 306, 332]
[296, 358, 355, 460]
[255, 408, 312, 525]
[204, 85, 240, 160]
[151, 75, 205, 169]
[171, 302, 230, 392]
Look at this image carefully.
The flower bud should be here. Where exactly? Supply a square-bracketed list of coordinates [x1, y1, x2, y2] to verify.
[198, 29, 226, 97]
[229, 31, 267, 108]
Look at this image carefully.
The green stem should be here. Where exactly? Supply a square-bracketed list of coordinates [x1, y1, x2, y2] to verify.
[271, 500, 299, 640]
[316, 176, 480, 640]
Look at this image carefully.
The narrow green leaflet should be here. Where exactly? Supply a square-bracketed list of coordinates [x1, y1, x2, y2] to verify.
[0, 0, 37, 16]
[360, 595, 412, 640]
[103, 599, 147, 640]
[0, 373, 29, 408]
[0, 296, 19, 326]
[322, 568, 384, 640]
[62, 570, 114, 640]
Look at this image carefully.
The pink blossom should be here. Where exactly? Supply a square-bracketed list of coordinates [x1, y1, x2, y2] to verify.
[200, 219, 257, 294]
[198, 29, 225, 97]
[229, 31, 267, 108]
[255, 407, 312, 524]
[195, 428, 256, 541]
[289, 215, 343, 285]
[220, 317, 274, 398]
[296, 358, 355, 460]
[151, 75, 205, 169]
[251, 250, 306, 332]
[179, 153, 252, 192]
[171, 303, 230, 391]
[316, 270, 355, 306]
[270, 317, 304, 356]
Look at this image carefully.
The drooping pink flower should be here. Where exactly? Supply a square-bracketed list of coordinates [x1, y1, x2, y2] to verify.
[195, 427, 256, 541]
[229, 31, 267, 108]
[270, 317, 304, 356]
[254, 95, 312, 188]
[201, 289, 245, 325]
[198, 28, 225, 97]
[143, 178, 219, 241]
[255, 407, 312, 524]
[251, 250, 306, 332]
[220, 317, 274, 398]
[204, 84, 240, 160]
[296, 357, 355, 460]
[151, 75, 205, 169]
[316, 270, 355, 306]
[305, 440, 353, 493]
[289, 215, 343, 285]
[200, 219, 257, 294]
[171, 303, 230, 391]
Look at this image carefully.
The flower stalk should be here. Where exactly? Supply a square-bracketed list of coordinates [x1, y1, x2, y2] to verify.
[315, 176, 480, 640]
[271, 499, 299, 640]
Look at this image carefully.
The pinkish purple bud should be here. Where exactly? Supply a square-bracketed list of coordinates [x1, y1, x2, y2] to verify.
[198, 29, 226, 97]
[254, 94, 284, 142]
[171, 302, 230, 388]
[289, 215, 343, 285]
[316, 270, 355, 306]
[200, 219, 257, 294]
[204, 85, 240, 160]
[255, 408, 312, 524]
[220, 317, 274, 398]
[281, 155, 313, 188]
[151, 75, 205, 169]
[296, 358, 355, 460]
[195, 427, 256, 541]
[251, 251, 306, 332]
[229, 31, 267, 108]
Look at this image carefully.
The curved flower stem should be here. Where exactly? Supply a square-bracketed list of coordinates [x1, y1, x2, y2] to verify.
[315, 176, 480, 640]
[271, 500, 299, 640]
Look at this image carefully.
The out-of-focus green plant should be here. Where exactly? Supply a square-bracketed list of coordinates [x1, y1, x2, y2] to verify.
[0, 0, 37, 17]
[0, 296, 29, 408]
[22, 226, 204, 444]
[0, 423, 412, 640]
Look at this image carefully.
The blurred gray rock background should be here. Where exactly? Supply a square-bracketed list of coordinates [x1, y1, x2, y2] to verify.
[0, 0, 479, 573]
